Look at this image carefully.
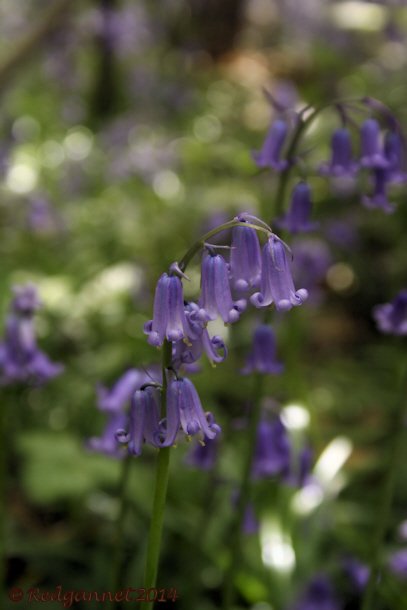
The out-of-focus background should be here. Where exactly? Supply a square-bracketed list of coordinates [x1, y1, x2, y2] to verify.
[2, 1, 407, 608]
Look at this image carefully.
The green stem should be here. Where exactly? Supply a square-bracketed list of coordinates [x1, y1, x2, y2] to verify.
[361, 363, 407, 610]
[112, 454, 132, 609]
[222, 373, 265, 610]
[143, 341, 172, 610]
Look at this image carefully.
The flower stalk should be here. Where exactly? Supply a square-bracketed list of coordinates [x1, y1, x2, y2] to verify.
[143, 340, 173, 610]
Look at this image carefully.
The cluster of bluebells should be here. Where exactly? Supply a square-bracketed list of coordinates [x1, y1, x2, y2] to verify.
[113, 214, 309, 457]
[254, 113, 406, 214]
[0, 284, 63, 386]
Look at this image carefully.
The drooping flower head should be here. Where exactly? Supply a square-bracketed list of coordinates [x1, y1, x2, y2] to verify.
[320, 127, 358, 178]
[250, 235, 308, 311]
[144, 267, 196, 346]
[384, 130, 407, 184]
[373, 290, 407, 335]
[0, 284, 63, 385]
[167, 376, 221, 440]
[360, 118, 389, 169]
[252, 417, 291, 480]
[362, 168, 395, 213]
[275, 181, 318, 234]
[230, 217, 262, 292]
[242, 324, 284, 375]
[88, 368, 156, 457]
[252, 118, 289, 171]
[199, 250, 246, 324]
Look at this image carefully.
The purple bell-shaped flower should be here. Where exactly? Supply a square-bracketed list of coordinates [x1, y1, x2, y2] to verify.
[320, 128, 358, 177]
[250, 235, 308, 311]
[167, 376, 221, 440]
[384, 130, 406, 184]
[144, 271, 196, 346]
[230, 219, 262, 292]
[252, 119, 289, 171]
[360, 119, 389, 169]
[242, 324, 284, 375]
[275, 182, 318, 234]
[199, 251, 246, 324]
[362, 168, 395, 213]
[252, 418, 291, 480]
[373, 290, 407, 335]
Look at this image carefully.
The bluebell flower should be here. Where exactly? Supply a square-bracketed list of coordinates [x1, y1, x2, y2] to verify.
[250, 235, 308, 311]
[199, 251, 246, 324]
[242, 324, 284, 375]
[275, 182, 318, 234]
[185, 435, 219, 470]
[96, 368, 152, 412]
[342, 557, 370, 592]
[296, 446, 314, 488]
[291, 239, 332, 306]
[389, 548, 407, 579]
[291, 575, 340, 610]
[373, 290, 407, 335]
[360, 119, 389, 169]
[167, 376, 221, 440]
[252, 119, 289, 171]
[173, 328, 227, 369]
[384, 130, 406, 184]
[88, 368, 155, 457]
[144, 271, 196, 346]
[230, 218, 262, 292]
[0, 284, 63, 386]
[125, 386, 177, 456]
[87, 412, 127, 458]
[320, 128, 358, 177]
[252, 418, 291, 480]
[362, 168, 395, 213]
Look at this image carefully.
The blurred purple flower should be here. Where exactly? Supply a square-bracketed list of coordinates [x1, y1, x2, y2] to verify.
[96, 368, 151, 413]
[291, 239, 332, 305]
[389, 548, 407, 579]
[320, 128, 358, 178]
[342, 557, 370, 592]
[26, 196, 64, 235]
[0, 284, 63, 386]
[87, 412, 127, 458]
[325, 219, 358, 249]
[251, 235, 308, 311]
[384, 130, 407, 184]
[291, 575, 340, 610]
[185, 435, 219, 470]
[242, 324, 284, 375]
[230, 219, 262, 292]
[373, 290, 407, 335]
[252, 119, 289, 171]
[275, 182, 318, 234]
[360, 119, 389, 170]
[243, 502, 259, 535]
[252, 418, 291, 480]
[362, 168, 395, 213]
[199, 251, 246, 324]
[88, 368, 154, 458]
